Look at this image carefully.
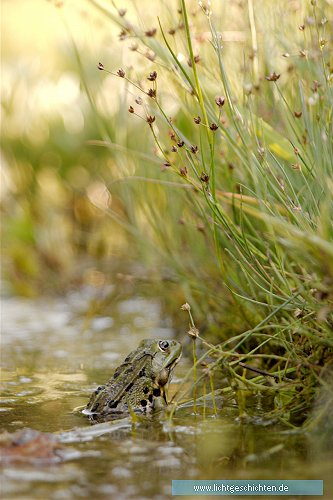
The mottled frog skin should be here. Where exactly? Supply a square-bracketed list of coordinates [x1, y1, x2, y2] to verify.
[84, 339, 182, 422]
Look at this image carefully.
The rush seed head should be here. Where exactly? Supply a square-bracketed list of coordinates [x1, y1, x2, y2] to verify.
[147, 71, 157, 81]
[215, 96, 225, 107]
[145, 50, 156, 61]
[187, 326, 199, 339]
[181, 303, 191, 311]
[312, 80, 321, 92]
[265, 72, 280, 82]
[119, 29, 127, 40]
[117, 68, 125, 78]
[145, 28, 157, 37]
[146, 115, 156, 124]
[147, 88, 156, 98]
[187, 55, 200, 67]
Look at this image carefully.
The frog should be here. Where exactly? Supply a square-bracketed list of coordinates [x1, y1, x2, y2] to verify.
[84, 338, 182, 422]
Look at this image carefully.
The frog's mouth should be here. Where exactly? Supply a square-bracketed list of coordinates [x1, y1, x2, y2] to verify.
[163, 343, 182, 368]
[156, 351, 182, 388]
[167, 350, 182, 372]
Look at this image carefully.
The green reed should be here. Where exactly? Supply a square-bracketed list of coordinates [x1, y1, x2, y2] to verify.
[84, 0, 333, 425]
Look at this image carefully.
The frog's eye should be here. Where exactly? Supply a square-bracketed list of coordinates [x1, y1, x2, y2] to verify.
[158, 340, 170, 351]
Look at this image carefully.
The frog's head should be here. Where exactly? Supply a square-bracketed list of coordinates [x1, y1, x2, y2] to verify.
[141, 339, 182, 388]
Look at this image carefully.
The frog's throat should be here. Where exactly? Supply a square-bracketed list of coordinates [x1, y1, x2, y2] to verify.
[156, 352, 182, 388]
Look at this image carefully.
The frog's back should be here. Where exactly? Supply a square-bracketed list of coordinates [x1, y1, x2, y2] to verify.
[86, 353, 154, 416]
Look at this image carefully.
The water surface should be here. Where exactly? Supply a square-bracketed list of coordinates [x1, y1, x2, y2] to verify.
[1, 291, 332, 499]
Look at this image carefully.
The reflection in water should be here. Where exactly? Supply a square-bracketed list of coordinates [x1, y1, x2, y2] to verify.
[1, 294, 333, 499]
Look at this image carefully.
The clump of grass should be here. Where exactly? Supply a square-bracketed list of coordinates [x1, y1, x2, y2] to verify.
[85, 0, 333, 424]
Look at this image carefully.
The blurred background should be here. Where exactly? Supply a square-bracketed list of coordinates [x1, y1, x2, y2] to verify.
[1, 0, 224, 326]
[2, 0, 149, 298]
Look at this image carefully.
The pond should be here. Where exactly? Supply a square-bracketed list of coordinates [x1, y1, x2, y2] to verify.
[1, 289, 332, 499]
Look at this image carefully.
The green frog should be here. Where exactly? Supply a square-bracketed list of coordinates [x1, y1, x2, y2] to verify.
[84, 338, 182, 422]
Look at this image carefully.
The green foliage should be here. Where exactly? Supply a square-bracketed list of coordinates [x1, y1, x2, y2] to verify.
[84, 0, 333, 424]
[2, 0, 332, 425]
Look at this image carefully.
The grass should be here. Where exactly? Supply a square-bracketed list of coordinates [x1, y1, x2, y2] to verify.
[2, 0, 333, 427]
[85, 0, 333, 426]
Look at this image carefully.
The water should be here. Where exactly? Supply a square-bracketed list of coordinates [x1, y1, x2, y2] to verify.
[1, 291, 332, 499]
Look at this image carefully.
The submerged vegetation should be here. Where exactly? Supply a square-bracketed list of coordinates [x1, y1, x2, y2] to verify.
[2, 0, 333, 428]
